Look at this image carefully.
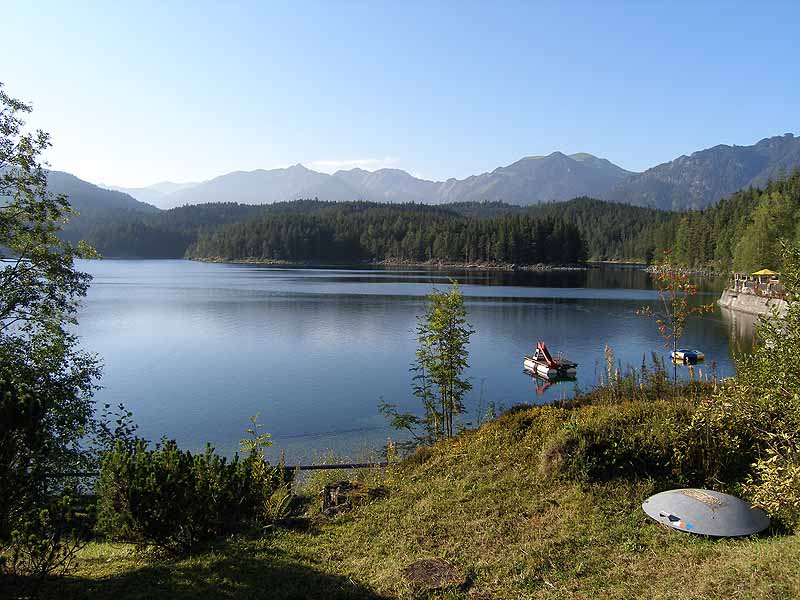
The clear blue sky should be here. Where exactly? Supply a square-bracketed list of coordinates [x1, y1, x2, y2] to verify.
[4, 0, 799, 187]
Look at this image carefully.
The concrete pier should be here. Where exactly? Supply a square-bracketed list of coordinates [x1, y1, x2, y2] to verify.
[718, 288, 788, 317]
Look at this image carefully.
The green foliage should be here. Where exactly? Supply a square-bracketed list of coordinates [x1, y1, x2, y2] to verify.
[638, 252, 714, 384]
[0, 83, 96, 336]
[2, 494, 87, 595]
[732, 188, 796, 271]
[240, 413, 296, 526]
[382, 281, 474, 444]
[415, 282, 474, 439]
[664, 169, 800, 271]
[97, 414, 293, 553]
[72, 202, 266, 258]
[537, 400, 697, 481]
[240, 412, 274, 457]
[690, 241, 800, 528]
[0, 82, 101, 540]
[73, 196, 676, 263]
[263, 484, 294, 524]
[96, 439, 267, 553]
[187, 202, 589, 265]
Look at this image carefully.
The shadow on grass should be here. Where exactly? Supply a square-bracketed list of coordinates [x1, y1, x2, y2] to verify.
[9, 542, 389, 600]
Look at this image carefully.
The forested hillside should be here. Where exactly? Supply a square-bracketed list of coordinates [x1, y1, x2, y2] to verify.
[81, 197, 672, 262]
[78, 202, 265, 258]
[446, 198, 673, 261]
[604, 133, 800, 210]
[67, 169, 800, 268]
[186, 202, 589, 264]
[662, 168, 800, 271]
[48, 171, 159, 245]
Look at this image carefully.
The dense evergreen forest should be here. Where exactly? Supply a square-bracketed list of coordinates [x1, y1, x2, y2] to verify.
[70, 203, 266, 258]
[662, 169, 800, 271]
[186, 202, 589, 264]
[70, 169, 800, 270]
[78, 197, 670, 263]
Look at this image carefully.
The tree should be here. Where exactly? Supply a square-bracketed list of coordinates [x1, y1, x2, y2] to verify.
[0, 82, 100, 538]
[381, 281, 474, 444]
[733, 189, 797, 272]
[637, 251, 713, 386]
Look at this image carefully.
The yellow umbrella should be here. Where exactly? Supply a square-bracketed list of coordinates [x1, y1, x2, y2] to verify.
[752, 269, 778, 276]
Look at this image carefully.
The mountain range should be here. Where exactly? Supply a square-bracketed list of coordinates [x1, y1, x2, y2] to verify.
[102, 181, 199, 207]
[103, 151, 636, 210]
[604, 133, 800, 210]
[96, 133, 800, 212]
[47, 171, 158, 220]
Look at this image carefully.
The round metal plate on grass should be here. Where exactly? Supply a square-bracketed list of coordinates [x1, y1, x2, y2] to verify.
[642, 488, 770, 537]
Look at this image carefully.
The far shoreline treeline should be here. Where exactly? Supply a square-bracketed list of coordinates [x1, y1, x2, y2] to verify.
[186, 203, 590, 265]
[64, 168, 800, 272]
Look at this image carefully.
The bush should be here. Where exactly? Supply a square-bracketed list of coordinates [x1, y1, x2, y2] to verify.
[687, 242, 800, 529]
[2, 494, 87, 597]
[537, 400, 697, 482]
[96, 440, 286, 553]
[745, 444, 800, 527]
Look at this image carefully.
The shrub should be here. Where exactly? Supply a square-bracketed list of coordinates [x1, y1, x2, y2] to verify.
[687, 242, 800, 529]
[2, 494, 87, 596]
[745, 444, 800, 527]
[96, 439, 286, 553]
[537, 400, 697, 482]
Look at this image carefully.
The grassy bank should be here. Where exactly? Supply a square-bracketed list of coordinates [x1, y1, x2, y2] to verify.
[12, 387, 799, 600]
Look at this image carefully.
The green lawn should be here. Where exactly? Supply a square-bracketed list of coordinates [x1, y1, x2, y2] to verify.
[12, 399, 800, 599]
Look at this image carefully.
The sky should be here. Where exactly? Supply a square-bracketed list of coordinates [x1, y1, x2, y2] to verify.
[3, 0, 799, 187]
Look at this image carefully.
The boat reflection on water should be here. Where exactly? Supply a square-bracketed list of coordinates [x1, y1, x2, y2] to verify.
[523, 370, 578, 397]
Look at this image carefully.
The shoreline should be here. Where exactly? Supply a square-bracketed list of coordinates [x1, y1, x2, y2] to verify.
[644, 264, 722, 277]
[189, 256, 592, 271]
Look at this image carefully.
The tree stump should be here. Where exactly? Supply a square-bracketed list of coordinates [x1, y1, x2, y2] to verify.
[320, 481, 387, 517]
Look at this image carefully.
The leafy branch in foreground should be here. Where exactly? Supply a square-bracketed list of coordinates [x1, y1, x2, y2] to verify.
[0, 82, 125, 586]
[0, 82, 104, 537]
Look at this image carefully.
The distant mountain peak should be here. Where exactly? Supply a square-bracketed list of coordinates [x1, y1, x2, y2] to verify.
[605, 132, 800, 210]
[87, 132, 800, 211]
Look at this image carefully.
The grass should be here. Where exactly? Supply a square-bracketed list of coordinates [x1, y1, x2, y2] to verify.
[9, 391, 800, 599]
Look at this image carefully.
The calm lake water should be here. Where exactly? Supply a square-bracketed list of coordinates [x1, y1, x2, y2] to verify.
[74, 260, 750, 463]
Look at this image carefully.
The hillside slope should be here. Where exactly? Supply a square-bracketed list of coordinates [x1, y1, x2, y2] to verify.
[45, 171, 160, 243]
[34, 391, 800, 599]
[606, 133, 800, 210]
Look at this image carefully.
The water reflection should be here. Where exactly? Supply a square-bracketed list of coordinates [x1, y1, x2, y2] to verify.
[73, 260, 742, 463]
[719, 306, 759, 354]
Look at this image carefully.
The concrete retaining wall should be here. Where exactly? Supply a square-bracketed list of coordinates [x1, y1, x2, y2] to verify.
[718, 289, 788, 317]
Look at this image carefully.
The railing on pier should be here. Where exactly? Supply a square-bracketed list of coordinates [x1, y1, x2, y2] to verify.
[728, 273, 786, 300]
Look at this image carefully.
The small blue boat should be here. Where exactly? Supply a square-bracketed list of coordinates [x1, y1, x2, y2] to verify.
[670, 349, 705, 365]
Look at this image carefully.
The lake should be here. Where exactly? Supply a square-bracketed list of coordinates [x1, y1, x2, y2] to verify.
[74, 259, 749, 464]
